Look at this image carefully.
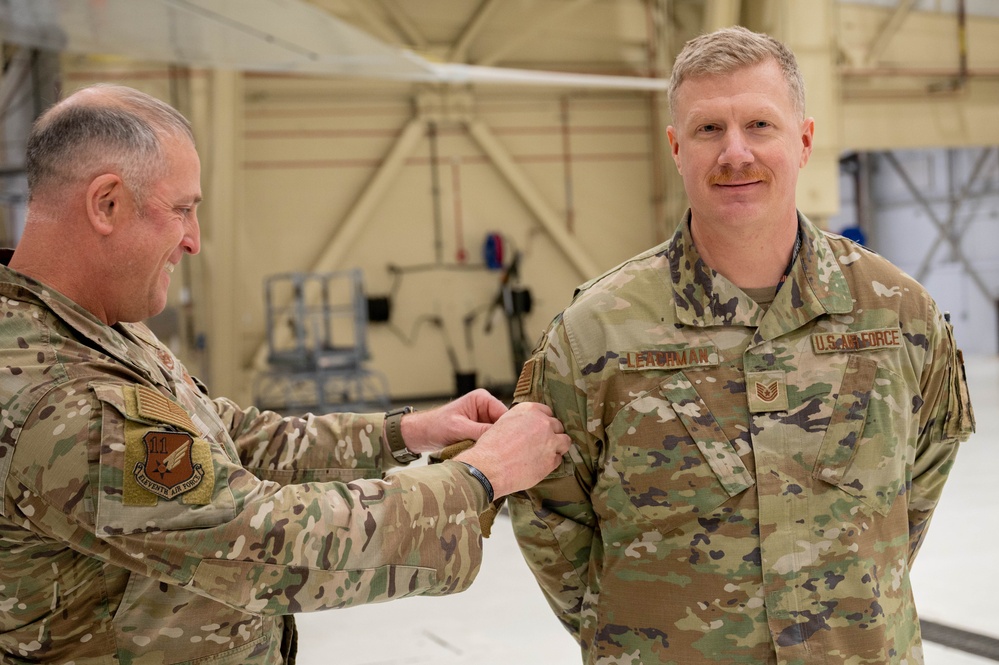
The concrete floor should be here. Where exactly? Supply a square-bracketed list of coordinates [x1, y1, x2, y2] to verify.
[295, 355, 999, 665]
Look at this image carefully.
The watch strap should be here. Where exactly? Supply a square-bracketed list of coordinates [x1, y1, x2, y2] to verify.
[385, 406, 420, 464]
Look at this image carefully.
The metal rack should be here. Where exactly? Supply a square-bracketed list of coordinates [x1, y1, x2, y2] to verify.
[253, 270, 390, 414]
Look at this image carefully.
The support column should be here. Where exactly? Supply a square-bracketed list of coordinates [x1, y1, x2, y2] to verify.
[781, 0, 840, 224]
[197, 69, 245, 400]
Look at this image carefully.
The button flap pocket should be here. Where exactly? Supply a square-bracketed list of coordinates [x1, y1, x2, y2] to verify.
[812, 356, 905, 516]
[602, 370, 755, 538]
[658, 372, 755, 497]
[812, 356, 877, 482]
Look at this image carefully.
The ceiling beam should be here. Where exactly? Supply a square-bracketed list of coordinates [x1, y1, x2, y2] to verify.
[448, 0, 503, 64]
[865, 0, 919, 65]
[379, 0, 428, 51]
[473, 0, 596, 67]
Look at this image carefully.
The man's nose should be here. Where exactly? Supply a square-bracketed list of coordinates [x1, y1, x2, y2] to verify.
[183, 213, 201, 255]
[718, 129, 754, 168]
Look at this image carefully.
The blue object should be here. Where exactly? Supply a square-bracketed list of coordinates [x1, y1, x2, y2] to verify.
[484, 233, 505, 270]
[841, 226, 867, 246]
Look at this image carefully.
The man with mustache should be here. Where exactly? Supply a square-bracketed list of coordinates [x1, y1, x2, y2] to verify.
[0, 83, 570, 663]
[509, 26, 975, 664]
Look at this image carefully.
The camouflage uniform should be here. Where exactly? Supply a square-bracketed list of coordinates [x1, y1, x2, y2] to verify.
[509, 212, 975, 665]
[0, 255, 489, 664]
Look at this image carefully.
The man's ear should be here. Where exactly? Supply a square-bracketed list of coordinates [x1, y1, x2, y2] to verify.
[799, 117, 816, 168]
[667, 125, 682, 175]
[86, 173, 125, 236]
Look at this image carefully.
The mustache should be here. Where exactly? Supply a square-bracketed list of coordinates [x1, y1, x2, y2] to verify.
[710, 168, 770, 185]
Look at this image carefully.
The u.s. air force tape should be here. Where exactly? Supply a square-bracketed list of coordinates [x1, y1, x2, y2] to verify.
[811, 328, 902, 354]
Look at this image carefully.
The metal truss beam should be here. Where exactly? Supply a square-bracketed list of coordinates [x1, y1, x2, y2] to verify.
[466, 118, 600, 280]
[882, 150, 995, 304]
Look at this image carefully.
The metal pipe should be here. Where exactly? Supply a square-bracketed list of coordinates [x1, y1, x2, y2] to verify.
[840, 67, 999, 78]
[645, 0, 668, 243]
[560, 96, 575, 234]
[958, 0, 968, 84]
[427, 122, 444, 264]
[451, 157, 467, 263]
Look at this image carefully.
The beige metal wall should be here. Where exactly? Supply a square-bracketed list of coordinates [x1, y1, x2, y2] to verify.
[239, 79, 658, 398]
[56, 1, 999, 403]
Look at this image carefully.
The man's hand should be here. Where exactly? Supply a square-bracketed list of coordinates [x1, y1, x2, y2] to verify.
[454, 402, 570, 499]
[400, 389, 508, 454]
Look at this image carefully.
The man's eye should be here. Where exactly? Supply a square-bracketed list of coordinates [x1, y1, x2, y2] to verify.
[752, 121, 770, 129]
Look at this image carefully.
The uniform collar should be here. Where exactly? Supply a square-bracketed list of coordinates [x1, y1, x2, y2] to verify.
[0, 255, 164, 385]
[667, 211, 853, 338]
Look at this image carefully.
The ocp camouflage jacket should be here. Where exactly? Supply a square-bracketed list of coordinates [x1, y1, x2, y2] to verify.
[0, 257, 488, 664]
[510, 212, 975, 665]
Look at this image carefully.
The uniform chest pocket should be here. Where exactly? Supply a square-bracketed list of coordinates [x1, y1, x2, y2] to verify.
[602, 371, 755, 536]
[91, 382, 236, 536]
[811, 355, 911, 516]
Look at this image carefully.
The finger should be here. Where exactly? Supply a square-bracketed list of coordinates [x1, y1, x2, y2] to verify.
[534, 403, 554, 417]
[467, 422, 492, 440]
[514, 401, 552, 417]
[471, 389, 508, 423]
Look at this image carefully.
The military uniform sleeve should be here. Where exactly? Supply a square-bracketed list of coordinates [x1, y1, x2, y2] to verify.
[6, 378, 491, 615]
[211, 394, 390, 484]
[906, 297, 975, 562]
[508, 316, 597, 641]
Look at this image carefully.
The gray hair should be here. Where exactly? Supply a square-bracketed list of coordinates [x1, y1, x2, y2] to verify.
[26, 84, 194, 206]
[667, 26, 806, 119]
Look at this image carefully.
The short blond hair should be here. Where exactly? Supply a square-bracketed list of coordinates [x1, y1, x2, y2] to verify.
[667, 26, 805, 119]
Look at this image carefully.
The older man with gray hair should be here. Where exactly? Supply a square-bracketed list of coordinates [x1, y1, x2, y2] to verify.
[0, 83, 570, 664]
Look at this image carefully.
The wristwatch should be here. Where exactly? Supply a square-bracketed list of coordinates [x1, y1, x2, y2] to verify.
[384, 406, 420, 464]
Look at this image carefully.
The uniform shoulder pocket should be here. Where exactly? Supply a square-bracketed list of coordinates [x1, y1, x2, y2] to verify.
[90, 382, 237, 537]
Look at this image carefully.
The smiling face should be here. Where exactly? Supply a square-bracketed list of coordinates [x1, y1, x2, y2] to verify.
[107, 133, 202, 323]
[667, 58, 814, 234]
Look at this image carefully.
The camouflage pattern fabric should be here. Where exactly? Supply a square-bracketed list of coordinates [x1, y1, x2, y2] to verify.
[0, 258, 489, 664]
[429, 440, 503, 537]
[509, 212, 975, 665]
